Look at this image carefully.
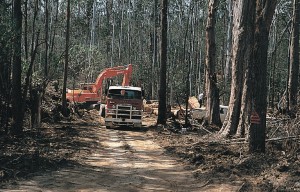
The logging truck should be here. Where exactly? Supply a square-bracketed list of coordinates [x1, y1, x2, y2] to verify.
[104, 86, 143, 129]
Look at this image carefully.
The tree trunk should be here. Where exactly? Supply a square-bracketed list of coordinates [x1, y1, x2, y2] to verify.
[49, 0, 59, 62]
[0, 2, 11, 134]
[157, 0, 168, 125]
[11, 0, 23, 135]
[184, 4, 193, 126]
[237, 62, 251, 137]
[249, 0, 277, 153]
[62, 0, 71, 116]
[24, 0, 29, 61]
[127, 0, 132, 64]
[111, 12, 115, 67]
[31, 87, 42, 129]
[224, 0, 233, 83]
[219, 0, 255, 137]
[106, 0, 113, 65]
[151, 0, 158, 100]
[118, 0, 125, 61]
[205, 0, 221, 127]
[288, 0, 299, 116]
[44, 0, 49, 78]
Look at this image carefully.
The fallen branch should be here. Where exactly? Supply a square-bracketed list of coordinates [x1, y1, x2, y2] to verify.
[199, 179, 212, 188]
[238, 182, 246, 192]
[223, 141, 248, 145]
[267, 135, 300, 141]
[269, 125, 281, 138]
[192, 123, 212, 134]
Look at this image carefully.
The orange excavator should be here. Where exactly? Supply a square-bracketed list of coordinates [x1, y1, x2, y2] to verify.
[66, 64, 133, 106]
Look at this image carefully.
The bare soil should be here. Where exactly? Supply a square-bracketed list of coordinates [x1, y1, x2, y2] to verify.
[0, 108, 299, 191]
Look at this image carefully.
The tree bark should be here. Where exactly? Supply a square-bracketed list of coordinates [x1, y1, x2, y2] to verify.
[157, 0, 168, 125]
[0, 2, 11, 134]
[288, 0, 299, 116]
[62, 0, 71, 116]
[224, 0, 233, 83]
[31, 86, 42, 129]
[24, 0, 29, 61]
[151, 0, 158, 100]
[11, 0, 23, 135]
[237, 62, 251, 137]
[219, 0, 255, 137]
[205, 0, 221, 127]
[249, 0, 277, 153]
[106, 0, 113, 64]
[44, 0, 49, 78]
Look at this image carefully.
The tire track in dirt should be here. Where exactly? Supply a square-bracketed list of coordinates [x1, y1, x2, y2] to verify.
[1, 125, 239, 192]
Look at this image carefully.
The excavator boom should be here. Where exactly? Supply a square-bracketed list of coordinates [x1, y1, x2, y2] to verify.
[92, 64, 132, 93]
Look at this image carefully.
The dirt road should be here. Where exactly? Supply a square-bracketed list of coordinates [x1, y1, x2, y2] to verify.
[1, 119, 241, 192]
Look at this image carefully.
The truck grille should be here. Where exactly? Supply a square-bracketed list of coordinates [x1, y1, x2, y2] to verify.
[111, 105, 141, 119]
[116, 105, 131, 118]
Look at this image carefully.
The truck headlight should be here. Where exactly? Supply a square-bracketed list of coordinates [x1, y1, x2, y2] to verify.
[107, 109, 115, 114]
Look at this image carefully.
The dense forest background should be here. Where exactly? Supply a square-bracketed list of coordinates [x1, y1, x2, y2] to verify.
[0, 0, 299, 151]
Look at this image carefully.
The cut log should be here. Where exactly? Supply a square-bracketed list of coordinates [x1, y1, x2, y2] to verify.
[188, 96, 200, 109]
[153, 109, 159, 116]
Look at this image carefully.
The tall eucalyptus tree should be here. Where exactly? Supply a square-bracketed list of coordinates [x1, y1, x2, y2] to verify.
[205, 0, 221, 126]
[249, 0, 277, 153]
[157, 0, 168, 125]
[219, 0, 255, 137]
[288, 0, 299, 116]
[11, 0, 23, 135]
[62, 0, 71, 116]
[224, 0, 233, 83]
[0, 1, 11, 133]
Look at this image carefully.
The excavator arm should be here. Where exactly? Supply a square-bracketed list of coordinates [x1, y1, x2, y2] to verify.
[92, 64, 132, 93]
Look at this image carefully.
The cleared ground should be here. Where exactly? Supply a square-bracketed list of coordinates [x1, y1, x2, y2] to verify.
[0, 110, 299, 192]
[1, 117, 241, 192]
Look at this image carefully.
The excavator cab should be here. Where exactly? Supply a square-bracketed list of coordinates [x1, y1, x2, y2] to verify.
[80, 83, 94, 92]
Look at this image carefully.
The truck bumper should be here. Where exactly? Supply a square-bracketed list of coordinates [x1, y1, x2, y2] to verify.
[105, 118, 142, 128]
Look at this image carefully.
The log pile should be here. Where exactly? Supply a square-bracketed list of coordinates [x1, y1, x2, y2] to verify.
[143, 100, 158, 115]
[143, 97, 201, 120]
[143, 100, 182, 118]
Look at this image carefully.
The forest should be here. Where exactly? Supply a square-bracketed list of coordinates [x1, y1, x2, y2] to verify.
[0, 0, 299, 191]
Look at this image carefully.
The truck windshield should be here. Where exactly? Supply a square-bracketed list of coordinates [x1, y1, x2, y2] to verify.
[108, 89, 142, 99]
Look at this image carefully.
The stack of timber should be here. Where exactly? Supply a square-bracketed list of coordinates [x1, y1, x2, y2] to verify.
[143, 100, 159, 115]
[144, 97, 204, 120]
[143, 100, 186, 119]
